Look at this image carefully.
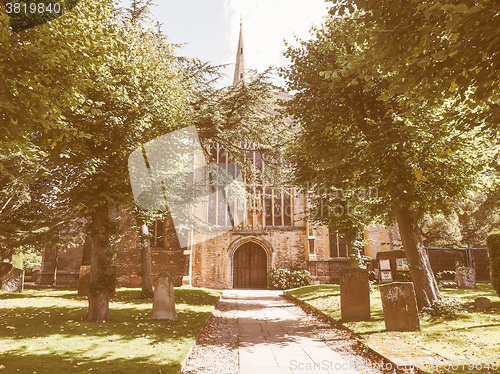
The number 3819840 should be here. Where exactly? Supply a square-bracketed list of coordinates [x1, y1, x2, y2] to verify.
[5, 2, 62, 14]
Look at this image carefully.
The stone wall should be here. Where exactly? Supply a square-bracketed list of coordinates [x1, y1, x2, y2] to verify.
[191, 227, 309, 289]
[115, 248, 188, 288]
[308, 258, 351, 284]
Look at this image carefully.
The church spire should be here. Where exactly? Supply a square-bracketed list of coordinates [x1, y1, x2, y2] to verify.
[233, 17, 246, 85]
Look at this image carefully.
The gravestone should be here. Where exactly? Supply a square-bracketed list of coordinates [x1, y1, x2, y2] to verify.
[78, 265, 91, 296]
[0, 269, 24, 292]
[380, 282, 420, 331]
[455, 267, 476, 289]
[340, 268, 370, 321]
[475, 297, 491, 309]
[151, 272, 177, 320]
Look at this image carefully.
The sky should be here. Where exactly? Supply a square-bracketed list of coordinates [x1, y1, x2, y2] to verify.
[130, 0, 330, 88]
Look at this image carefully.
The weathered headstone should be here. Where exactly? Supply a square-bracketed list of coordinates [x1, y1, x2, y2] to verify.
[340, 268, 370, 321]
[0, 269, 24, 292]
[78, 265, 91, 296]
[151, 272, 177, 320]
[455, 267, 476, 289]
[380, 282, 420, 331]
[475, 297, 491, 309]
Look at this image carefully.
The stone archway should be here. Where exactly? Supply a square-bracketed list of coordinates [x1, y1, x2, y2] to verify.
[228, 237, 272, 289]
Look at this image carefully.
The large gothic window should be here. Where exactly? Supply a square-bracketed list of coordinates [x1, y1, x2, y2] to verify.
[206, 142, 293, 229]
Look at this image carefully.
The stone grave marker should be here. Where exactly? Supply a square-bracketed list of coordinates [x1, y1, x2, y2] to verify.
[151, 272, 177, 320]
[455, 267, 476, 289]
[78, 265, 91, 296]
[0, 269, 24, 292]
[475, 297, 491, 309]
[340, 268, 370, 321]
[380, 282, 420, 331]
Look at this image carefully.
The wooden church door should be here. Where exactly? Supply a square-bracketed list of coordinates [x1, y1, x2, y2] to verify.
[233, 242, 267, 288]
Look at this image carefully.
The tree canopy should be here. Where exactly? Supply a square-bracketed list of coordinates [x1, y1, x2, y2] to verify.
[326, 0, 499, 133]
[281, 2, 497, 308]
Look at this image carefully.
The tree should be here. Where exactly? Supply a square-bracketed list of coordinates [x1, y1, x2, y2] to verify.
[138, 220, 153, 298]
[21, 0, 193, 321]
[282, 9, 495, 308]
[487, 231, 500, 297]
[422, 189, 500, 248]
[327, 0, 499, 134]
[0, 0, 115, 153]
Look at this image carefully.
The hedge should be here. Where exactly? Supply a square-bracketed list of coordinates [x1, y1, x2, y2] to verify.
[487, 230, 500, 297]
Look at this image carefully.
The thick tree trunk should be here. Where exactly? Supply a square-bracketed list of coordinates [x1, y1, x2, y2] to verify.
[87, 205, 115, 323]
[1, 247, 12, 263]
[139, 221, 153, 298]
[394, 205, 442, 309]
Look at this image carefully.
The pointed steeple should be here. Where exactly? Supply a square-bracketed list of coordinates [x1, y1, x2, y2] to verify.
[233, 17, 246, 85]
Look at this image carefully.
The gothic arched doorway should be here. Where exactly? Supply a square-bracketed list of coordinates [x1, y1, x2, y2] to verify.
[233, 242, 267, 289]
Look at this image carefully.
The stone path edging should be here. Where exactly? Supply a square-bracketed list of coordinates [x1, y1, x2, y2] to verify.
[179, 293, 223, 373]
[283, 292, 431, 374]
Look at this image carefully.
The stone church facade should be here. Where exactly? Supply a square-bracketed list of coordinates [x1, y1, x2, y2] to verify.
[37, 22, 402, 289]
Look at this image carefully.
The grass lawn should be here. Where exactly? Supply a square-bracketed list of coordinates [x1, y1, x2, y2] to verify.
[0, 286, 221, 374]
[286, 284, 500, 373]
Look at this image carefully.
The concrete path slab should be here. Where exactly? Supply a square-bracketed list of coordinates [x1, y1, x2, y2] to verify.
[227, 290, 368, 374]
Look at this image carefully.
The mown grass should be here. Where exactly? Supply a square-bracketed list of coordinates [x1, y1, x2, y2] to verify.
[0, 286, 221, 374]
[286, 283, 500, 373]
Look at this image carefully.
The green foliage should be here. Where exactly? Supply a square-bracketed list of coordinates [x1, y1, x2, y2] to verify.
[487, 230, 500, 297]
[282, 10, 493, 224]
[436, 270, 456, 281]
[2, 0, 284, 321]
[11, 253, 22, 270]
[267, 268, 311, 289]
[422, 190, 500, 248]
[12, 246, 42, 275]
[420, 301, 460, 320]
[328, 0, 499, 134]
[0, 0, 115, 153]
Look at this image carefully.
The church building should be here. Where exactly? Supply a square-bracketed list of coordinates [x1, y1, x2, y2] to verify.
[37, 22, 402, 289]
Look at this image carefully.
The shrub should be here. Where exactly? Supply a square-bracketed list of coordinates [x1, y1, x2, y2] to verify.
[267, 268, 311, 289]
[267, 269, 289, 289]
[487, 230, 500, 297]
[420, 301, 460, 320]
[287, 269, 311, 289]
[12, 247, 42, 275]
[436, 270, 456, 281]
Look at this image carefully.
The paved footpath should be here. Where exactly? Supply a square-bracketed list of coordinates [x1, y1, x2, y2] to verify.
[228, 289, 377, 374]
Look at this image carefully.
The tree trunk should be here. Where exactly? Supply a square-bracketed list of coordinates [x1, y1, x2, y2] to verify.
[346, 228, 362, 268]
[393, 205, 442, 309]
[1, 247, 12, 263]
[139, 220, 153, 298]
[87, 205, 115, 323]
